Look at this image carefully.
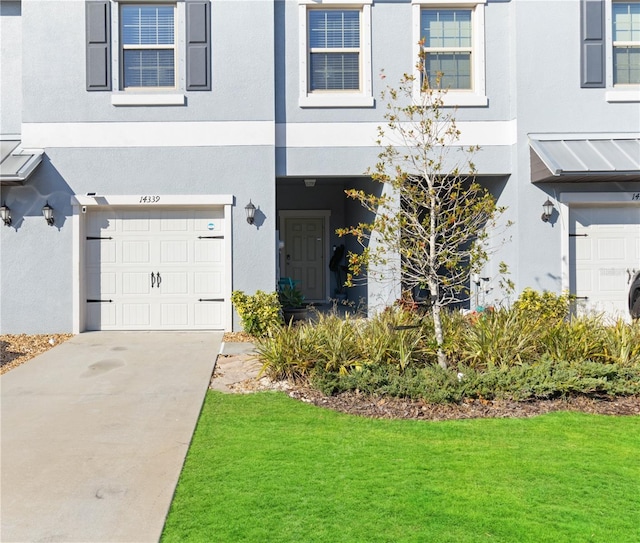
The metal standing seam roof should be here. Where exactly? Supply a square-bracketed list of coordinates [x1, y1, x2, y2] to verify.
[529, 136, 640, 183]
[0, 138, 43, 185]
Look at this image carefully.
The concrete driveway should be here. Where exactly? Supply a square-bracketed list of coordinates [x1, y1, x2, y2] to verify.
[1, 331, 222, 543]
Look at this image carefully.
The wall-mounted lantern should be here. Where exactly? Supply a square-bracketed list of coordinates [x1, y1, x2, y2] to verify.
[1, 203, 12, 226]
[245, 200, 256, 225]
[42, 202, 55, 226]
[541, 199, 554, 222]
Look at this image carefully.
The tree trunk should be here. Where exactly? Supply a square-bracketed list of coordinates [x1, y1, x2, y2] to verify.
[431, 299, 448, 369]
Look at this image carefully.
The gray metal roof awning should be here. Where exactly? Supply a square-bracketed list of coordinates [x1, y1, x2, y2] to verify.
[1, 138, 43, 185]
[529, 135, 640, 183]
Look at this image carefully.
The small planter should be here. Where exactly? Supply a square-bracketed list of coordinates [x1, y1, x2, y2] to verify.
[282, 306, 308, 323]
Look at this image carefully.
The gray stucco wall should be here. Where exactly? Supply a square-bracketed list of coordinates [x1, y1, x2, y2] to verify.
[21, 0, 275, 123]
[507, 0, 640, 300]
[0, 1, 22, 134]
[1, 145, 275, 333]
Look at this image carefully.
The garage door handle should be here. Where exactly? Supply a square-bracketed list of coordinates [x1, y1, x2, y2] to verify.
[156, 272, 162, 288]
[151, 272, 156, 288]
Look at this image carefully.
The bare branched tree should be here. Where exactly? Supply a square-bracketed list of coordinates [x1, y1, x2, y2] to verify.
[338, 69, 510, 369]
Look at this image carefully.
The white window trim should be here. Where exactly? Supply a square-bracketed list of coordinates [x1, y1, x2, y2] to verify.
[411, 0, 487, 107]
[298, 0, 374, 108]
[605, 0, 640, 102]
[110, 0, 186, 106]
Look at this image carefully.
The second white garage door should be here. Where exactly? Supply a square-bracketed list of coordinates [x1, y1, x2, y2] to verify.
[570, 205, 640, 320]
[85, 208, 228, 330]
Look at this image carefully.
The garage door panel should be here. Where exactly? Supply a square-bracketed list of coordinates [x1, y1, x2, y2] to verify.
[194, 271, 222, 295]
[194, 210, 225, 234]
[122, 272, 151, 295]
[85, 206, 228, 330]
[160, 213, 188, 231]
[160, 272, 189, 294]
[122, 304, 151, 326]
[571, 205, 640, 321]
[597, 238, 626, 260]
[121, 212, 151, 231]
[599, 268, 626, 291]
[161, 304, 189, 327]
[195, 303, 223, 327]
[160, 240, 189, 263]
[87, 303, 116, 330]
[575, 238, 592, 260]
[194, 240, 222, 263]
[87, 240, 116, 263]
[87, 211, 117, 235]
[122, 241, 151, 264]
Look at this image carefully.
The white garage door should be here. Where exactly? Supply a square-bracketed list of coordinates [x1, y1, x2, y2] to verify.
[570, 205, 640, 320]
[85, 208, 227, 330]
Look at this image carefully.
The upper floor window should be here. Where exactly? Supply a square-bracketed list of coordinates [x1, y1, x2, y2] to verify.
[412, 0, 487, 107]
[420, 9, 472, 90]
[298, 0, 373, 108]
[308, 10, 360, 92]
[86, 0, 211, 105]
[612, 1, 640, 85]
[121, 4, 176, 89]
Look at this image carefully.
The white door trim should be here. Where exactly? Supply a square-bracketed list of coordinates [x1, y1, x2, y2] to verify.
[278, 210, 331, 302]
[71, 194, 234, 333]
[559, 191, 640, 295]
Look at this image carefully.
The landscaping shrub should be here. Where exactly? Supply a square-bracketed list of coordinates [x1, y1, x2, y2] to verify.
[230, 290, 282, 337]
[310, 357, 640, 402]
[255, 293, 640, 402]
[513, 287, 574, 321]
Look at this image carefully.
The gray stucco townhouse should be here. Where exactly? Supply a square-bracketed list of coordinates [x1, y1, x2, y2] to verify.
[1, 0, 639, 334]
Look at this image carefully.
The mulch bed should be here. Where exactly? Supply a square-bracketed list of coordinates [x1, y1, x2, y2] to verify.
[285, 386, 640, 421]
[1, 334, 74, 375]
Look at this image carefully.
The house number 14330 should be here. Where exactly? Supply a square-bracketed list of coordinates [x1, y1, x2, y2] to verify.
[139, 196, 161, 203]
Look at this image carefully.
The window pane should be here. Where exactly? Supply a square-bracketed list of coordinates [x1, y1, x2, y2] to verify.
[614, 46, 640, 84]
[122, 5, 174, 46]
[425, 52, 471, 89]
[310, 53, 359, 90]
[421, 9, 471, 48]
[309, 10, 359, 49]
[123, 50, 175, 87]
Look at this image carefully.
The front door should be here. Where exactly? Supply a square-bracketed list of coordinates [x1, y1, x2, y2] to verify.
[283, 217, 325, 301]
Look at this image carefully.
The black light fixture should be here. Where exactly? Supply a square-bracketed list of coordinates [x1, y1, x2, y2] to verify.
[541, 198, 554, 222]
[42, 201, 55, 226]
[245, 200, 256, 225]
[1, 203, 11, 226]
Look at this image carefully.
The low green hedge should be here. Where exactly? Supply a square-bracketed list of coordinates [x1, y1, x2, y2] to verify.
[254, 293, 640, 403]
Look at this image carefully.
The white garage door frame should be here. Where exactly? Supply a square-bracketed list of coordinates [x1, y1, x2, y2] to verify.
[559, 191, 640, 317]
[70, 194, 233, 333]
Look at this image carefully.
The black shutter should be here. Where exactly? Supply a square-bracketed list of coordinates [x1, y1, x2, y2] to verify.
[580, 0, 605, 88]
[86, 0, 111, 91]
[186, 1, 211, 91]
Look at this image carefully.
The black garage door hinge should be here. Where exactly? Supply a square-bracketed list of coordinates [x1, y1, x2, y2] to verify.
[569, 233, 588, 237]
[86, 236, 113, 240]
[87, 299, 113, 303]
[197, 235, 224, 239]
[198, 298, 224, 302]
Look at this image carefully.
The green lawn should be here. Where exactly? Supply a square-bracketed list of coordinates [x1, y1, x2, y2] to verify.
[162, 392, 640, 543]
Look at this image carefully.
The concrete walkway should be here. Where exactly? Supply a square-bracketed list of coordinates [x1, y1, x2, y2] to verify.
[1, 331, 222, 543]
